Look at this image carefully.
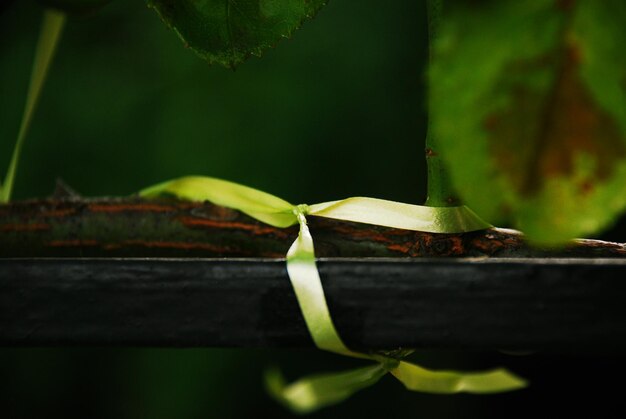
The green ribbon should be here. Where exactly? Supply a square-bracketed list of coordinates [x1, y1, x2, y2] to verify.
[140, 176, 526, 413]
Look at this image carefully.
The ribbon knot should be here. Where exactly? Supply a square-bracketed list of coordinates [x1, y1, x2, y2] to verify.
[140, 176, 526, 413]
[294, 203, 310, 216]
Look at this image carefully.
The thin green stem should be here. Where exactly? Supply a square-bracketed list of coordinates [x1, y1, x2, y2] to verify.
[0, 9, 66, 203]
[425, 0, 459, 207]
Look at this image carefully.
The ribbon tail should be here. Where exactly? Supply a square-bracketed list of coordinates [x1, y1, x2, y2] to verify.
[286, 211, 366, 359]
[265, 364, 387, 414]
[389, 360, 527, 394]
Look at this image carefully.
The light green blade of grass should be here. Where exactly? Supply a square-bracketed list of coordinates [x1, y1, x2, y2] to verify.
[1, 9, 65, 202]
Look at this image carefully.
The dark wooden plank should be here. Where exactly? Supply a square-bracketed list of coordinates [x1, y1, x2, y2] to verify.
[2, 258, 626, 350]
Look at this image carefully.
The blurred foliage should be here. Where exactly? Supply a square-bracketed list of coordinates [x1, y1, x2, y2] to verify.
[430, 0, 626, 244]
[0, 0, 427, 206]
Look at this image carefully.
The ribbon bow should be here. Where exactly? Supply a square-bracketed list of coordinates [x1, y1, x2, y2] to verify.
[141, 176, 526, 413]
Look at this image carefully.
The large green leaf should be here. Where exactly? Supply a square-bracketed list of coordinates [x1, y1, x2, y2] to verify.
[430, 0, 626, 244]
[147, 0, 328, 68]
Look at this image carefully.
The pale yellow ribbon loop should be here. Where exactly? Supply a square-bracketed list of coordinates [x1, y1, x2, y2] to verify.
[141, 176, 296, 227]
[309, 197, 489, 233]
[140, 176, 526, 413]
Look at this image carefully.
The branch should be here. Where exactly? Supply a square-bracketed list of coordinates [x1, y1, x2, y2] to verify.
[0, 197, 624, 258]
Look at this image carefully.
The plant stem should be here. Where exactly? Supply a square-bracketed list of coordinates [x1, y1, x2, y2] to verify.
[0, 9, 65, 203]
[424, 0, 459, 207]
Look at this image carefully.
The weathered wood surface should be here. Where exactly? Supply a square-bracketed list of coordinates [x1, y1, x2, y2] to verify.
[1, 197, 625, 258]
[2, 258, 626, 350]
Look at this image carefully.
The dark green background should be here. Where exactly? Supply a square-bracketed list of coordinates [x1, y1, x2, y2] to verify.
[0, 0, 427, 204]
[2, 1, 626, 418]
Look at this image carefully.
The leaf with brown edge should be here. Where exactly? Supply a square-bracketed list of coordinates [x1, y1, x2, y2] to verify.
[430, 0, 626, 244]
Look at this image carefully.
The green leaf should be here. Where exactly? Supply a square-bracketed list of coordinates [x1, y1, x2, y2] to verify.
[265, 365, 387, 414]
[146, 0, 328, 68]
[430, 0, 626, 244]
[36, 0, 112, 15]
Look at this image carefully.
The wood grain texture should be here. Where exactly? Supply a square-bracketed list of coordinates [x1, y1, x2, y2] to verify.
[2, 258, 626, 350]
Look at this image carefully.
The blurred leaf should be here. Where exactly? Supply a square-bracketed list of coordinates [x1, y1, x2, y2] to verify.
[265, 365, 386, 414]
[146, 0, 328, 68]
[36, 0, 112, 15]
[430, 0, 626, 244]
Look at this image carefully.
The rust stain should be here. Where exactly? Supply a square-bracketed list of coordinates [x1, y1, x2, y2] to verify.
[88, 203, 177, 213]
[425, 147, 438, 157]
[448, 236, 465, 255]
[1, 223, 51, 232]
[48, 239, 99, 247]
[179, 216, 288, 237]
[486, 44, 625, 196]
[556, 0, 575, 11]
[40, 208, 77, 217]
[470, 233, 522, 256]
[387, 243, 413, 254]
[328, 224, 396, 243]
[191, 205, 240, 220]
[414, 234, 467, 257]
[470, 238, 501, 254]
